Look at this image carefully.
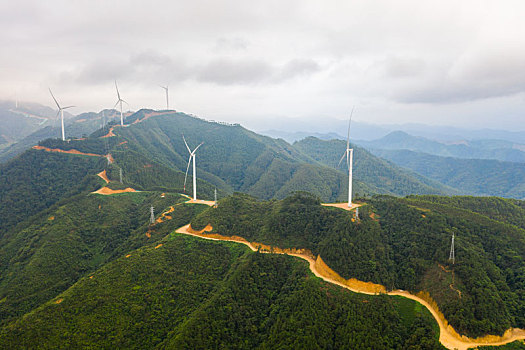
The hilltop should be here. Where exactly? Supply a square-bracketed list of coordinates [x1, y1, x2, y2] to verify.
[190, 193, 525, 338]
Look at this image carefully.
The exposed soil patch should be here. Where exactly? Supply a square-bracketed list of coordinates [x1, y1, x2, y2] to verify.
[133, 111, 173, 124]
[33, 145, 104, 158]
[92, 187, 137, 195]
[321, 202, 361, 211]
[97, 170, 110, 183]
[101, 127, 115, 138]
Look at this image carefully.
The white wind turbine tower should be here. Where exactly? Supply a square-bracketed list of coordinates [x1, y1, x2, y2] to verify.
[183, 135, 204, 201]
[114, 81, 127, 126]
[160, 85, 169, 110]
[338, 108, 355, 207]
[49, 88, 74, 141]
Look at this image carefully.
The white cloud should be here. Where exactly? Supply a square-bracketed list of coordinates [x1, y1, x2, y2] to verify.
[1, 0, 525, 130]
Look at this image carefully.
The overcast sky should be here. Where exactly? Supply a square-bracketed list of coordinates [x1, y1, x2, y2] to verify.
[1, 0, 525, 130]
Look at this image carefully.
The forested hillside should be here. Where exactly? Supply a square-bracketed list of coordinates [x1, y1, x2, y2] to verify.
[0, 235, 443, 350]
[373, 149, 525, 199]
[0, 191, 203, 324]
[0, 150, 105, 235]
[115, 111, 353, 201]
[191, 193, 525, 337]
[109, 111, 448, 200]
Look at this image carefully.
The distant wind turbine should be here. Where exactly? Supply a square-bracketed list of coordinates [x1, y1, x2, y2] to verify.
[183, 135, 204, 201]
[338, 107, 355, 207]
[114, 81, 127, 126]
[160, 85, 169, 110]
[49, 88, 74, 141]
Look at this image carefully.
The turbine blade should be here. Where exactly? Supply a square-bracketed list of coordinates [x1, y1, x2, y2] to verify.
[55, 110, 61, 119]
[183, 155, 192, 192]
[182, 134, 191, 153]
[113, 100, 120, 109]
[338, 152, 346, 166]
[115, 81, 121, 100]
[192, 142, 204, 153]
[346, 107, 354, 150]
[62, 105, 75, 109]
[49, 88, 61, 109]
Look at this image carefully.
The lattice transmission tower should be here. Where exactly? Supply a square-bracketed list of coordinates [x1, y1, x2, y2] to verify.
[150, 206, 155, 224]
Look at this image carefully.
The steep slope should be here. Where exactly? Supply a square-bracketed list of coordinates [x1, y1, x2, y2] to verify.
[412, 195, 525, 230]
[0, 235, 442, 350]
[357, 131, 525, 163]
[373, 149, 525, 199]
[191, 193, 525, 338]
[0, 191, 205, 324]
[0, 149, 106, 235]
[294, 136, 456, 196]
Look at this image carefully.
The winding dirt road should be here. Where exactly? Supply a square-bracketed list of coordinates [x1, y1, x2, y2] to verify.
[174, 223, 525, 350]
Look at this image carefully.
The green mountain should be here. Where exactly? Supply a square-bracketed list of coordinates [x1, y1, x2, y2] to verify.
[106, 110, 449, 200]
[373, 149, 525, 199]
[0, 189, 201, 324]
[294, 136, 457, 196]
[191, 193, 525, 338]
[0, 109, 120, 163]
[0, 149, 105, 235]
[0, 110, 450, 207]
[357, 131, 525, 163]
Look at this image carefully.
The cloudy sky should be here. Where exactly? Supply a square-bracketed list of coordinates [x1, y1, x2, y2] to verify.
[1, 0, 525, 130]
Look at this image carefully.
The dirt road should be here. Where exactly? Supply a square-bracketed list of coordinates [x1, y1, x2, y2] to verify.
[174, 223, 525, 350]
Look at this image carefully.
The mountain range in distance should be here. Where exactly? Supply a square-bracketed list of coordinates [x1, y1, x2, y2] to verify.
[1, 105, 524, 201]
[257, 114, 525, 143]
[357, 130, 525, 163]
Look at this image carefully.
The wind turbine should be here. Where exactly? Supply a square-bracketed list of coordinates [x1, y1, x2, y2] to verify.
[338, 107, 355, 207]
[160, 85, 169, 110]
[49, 88, 74, 141]
[183, 135, 204, 201]
[114, 81, 127, 126]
